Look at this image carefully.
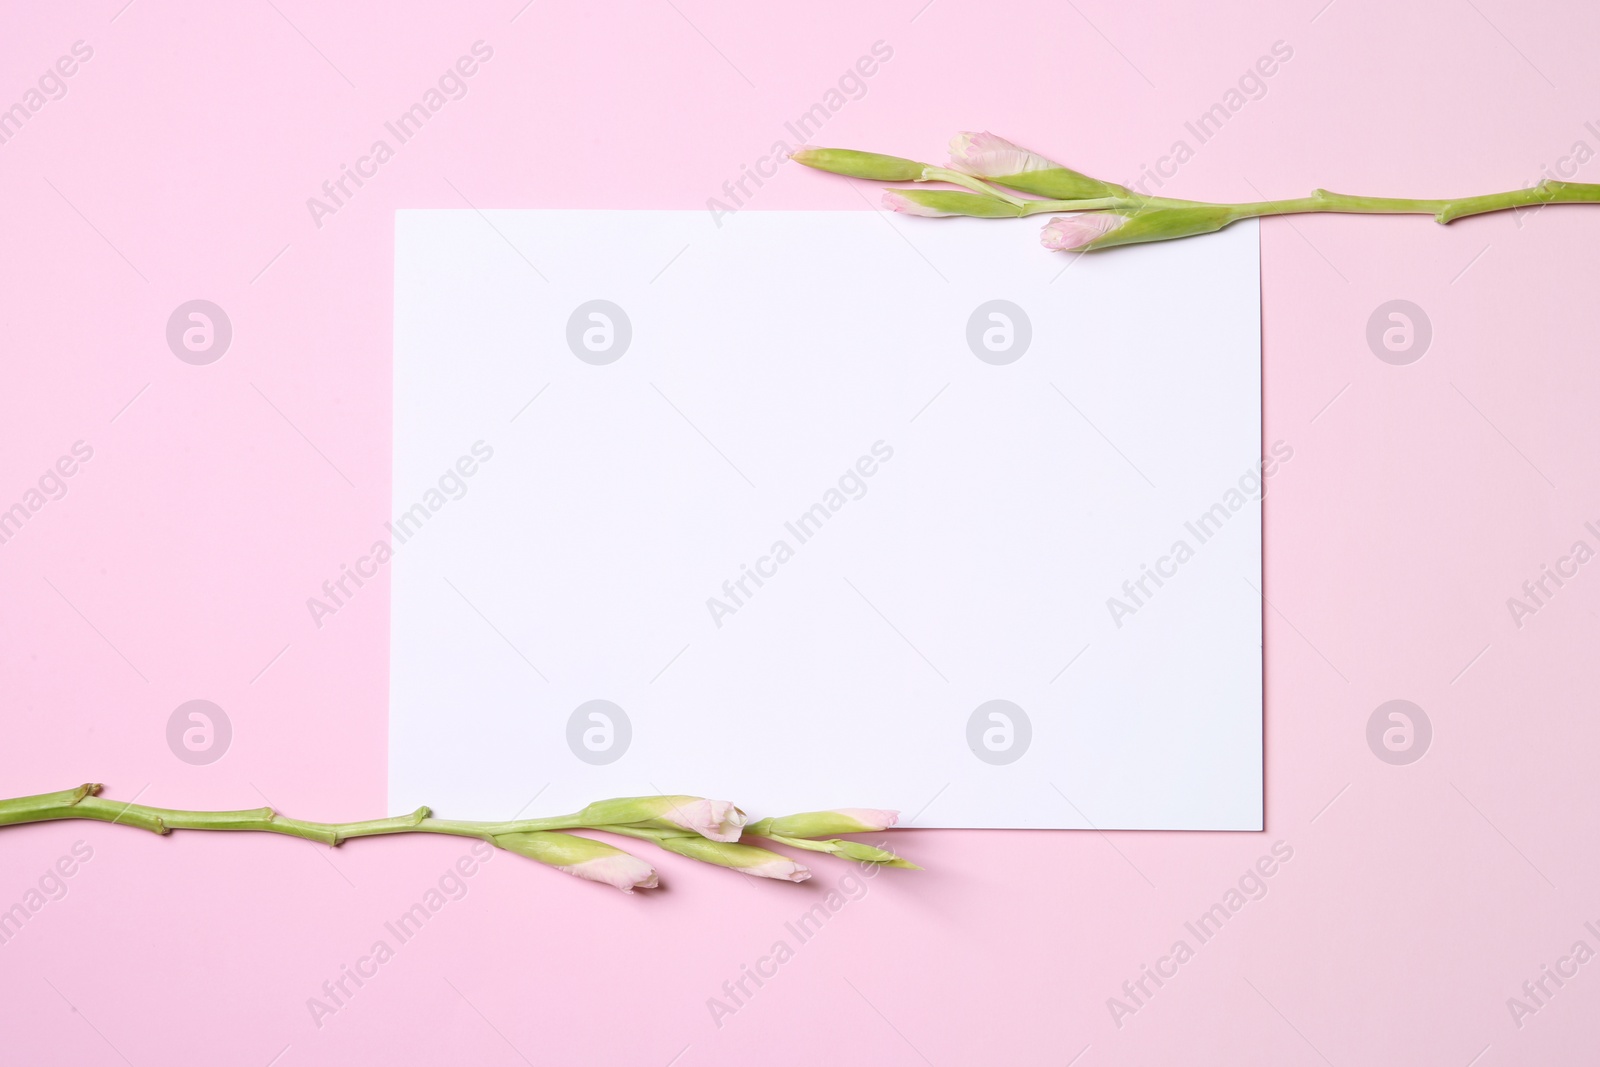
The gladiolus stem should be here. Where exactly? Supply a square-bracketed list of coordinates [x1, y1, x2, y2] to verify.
[807, 132, 1600, 249]
[895, 183, 1600, 224]
[0, 785, 910, 888]
[1229, 180, 1600, 224]
[0, 786, 718, 843]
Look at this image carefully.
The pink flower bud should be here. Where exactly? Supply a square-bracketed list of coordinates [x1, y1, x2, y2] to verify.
[493, 830, 660, 893]
[950, 131, 1124, 200]
[653, 836, 813, 881]
[656, 798, 746, 842]
[884, 191, 950, 217]
[833, 808, 899, 831]
[1045, 204, 1238, 251]
[747, 809, 900, 837]
[1040, 213, 1126, 251]
[949, 130, 1060, 178]
[561, 852, 661, 894]
[745, 856, 813, 882]
[575, 795, 747, 842]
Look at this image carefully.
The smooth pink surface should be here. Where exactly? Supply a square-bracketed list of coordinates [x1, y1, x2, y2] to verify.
[3, 1, 1598, 1063]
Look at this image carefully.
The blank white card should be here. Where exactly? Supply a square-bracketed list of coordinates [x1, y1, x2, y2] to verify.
[390, 210, 1262, 829]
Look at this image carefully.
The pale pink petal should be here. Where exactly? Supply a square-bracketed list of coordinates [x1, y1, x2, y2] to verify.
[1040, 213, 1125, 251]
[660, 798, 747, 842]
[746, 858, 812, 882]
[833, 808, 899, 831]
[560, 854, 660, 894]
[950, 131, 1059, 177]
[883, 191, 948, 217]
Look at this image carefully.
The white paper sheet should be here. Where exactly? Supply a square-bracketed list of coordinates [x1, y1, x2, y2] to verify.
[389, 210, 1262, 829]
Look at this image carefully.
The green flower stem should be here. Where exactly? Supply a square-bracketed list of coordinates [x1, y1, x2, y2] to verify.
[0, 784, 626, 847]
[0, 786, 919, 892]
[1233, 181, 1600, 224]
[1047, 182, 1600, 226]
[917, 177, 1600, 228]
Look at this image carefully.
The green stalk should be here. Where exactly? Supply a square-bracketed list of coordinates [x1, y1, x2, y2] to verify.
[0, 786, 918, 893]
[903, 175, 1600, 229]
[1231, 181, 1600, 224]
[0, 783, 648, 847]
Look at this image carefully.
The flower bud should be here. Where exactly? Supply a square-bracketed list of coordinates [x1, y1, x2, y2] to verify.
[791, 147, 928, 182]
[655, 837, 812, 882]
[950, 131, 1126, 200]
[746, 809, 899, 838]
[1039, 213, 1126, 251]
[808, 838, 920, 869]
[745, 826, 920, 869]
[884, 189, 1022, 218]
[494, 831, 659, 893]
[575, 796, 747, 842]
[1042, 204, 1237, 252]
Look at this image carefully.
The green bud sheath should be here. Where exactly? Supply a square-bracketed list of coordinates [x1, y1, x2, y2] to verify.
[748, 811, 879, 837]
[991, 167, 1128, 201]
[654, 836, 778, 867]
[1081, 203, 1240, 251]
[756, 832, 921, 868]
[494, 830, 628, 865]
[816, 839, 921, 868]
[573, 795, 693, 824]
[791, 147, 928, 182]
[888, 189, 1024, 218]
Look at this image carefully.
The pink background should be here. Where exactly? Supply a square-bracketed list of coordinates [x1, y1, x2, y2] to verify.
[3, 1, 1599, 1063]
